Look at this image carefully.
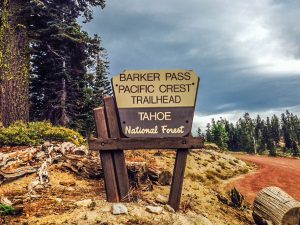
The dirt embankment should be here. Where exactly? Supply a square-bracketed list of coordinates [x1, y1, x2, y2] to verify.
[227, 154, 300, 203]
[1, 147, 255, 225]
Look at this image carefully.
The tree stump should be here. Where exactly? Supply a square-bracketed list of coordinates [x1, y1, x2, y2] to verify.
[253, 186, 300, 225]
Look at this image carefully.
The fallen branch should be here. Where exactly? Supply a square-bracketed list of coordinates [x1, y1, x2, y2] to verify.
[0, 166, 36, 184]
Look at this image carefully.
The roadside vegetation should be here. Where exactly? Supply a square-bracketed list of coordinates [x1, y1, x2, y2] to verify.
[198, 110, 300, 157]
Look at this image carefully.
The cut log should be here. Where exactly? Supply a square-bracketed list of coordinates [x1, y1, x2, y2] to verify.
[253, 186, 300, 225]
[126, 161, 172, 188]
[148, 167, 172, 186]
[127, 162, 152, 190]
[61, 153, 103, 179]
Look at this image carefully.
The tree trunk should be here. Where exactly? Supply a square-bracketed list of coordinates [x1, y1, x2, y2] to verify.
[253, 186, 300, 225]
[0, 0, 29, 127]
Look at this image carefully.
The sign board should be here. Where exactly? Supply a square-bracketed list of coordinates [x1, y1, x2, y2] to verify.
[112, 69, 200, 138]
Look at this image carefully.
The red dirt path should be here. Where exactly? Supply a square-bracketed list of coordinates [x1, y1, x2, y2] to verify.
[227, 154, 300, 204]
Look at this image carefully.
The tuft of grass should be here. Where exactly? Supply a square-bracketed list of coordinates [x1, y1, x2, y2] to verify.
[0, 204, 15, 215]
[233, 159, 239, 164]
[218, 161, 226, 169]
[238, 168, 249, 174]
[206, 170, 217, 180]
[206, 169, 231, 180]
[229, 160, 236, 166]
[126, 217, 154, 225]
[186, 172, 206, 183]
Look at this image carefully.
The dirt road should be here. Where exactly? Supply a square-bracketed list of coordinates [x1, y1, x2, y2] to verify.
[227, 154, 300, 204]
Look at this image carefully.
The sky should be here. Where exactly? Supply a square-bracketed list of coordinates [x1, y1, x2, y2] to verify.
[82, 0, 300, 131]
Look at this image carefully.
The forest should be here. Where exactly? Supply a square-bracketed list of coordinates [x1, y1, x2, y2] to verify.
[1, 1, 299, 157]
[0, 0, 111, 137]
[201, 111, 300, 156]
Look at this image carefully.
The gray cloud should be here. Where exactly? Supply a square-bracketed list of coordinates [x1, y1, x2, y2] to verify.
[83, 0, 300, 117]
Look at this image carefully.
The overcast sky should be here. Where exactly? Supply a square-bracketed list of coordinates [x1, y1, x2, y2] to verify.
[82, 0, 300, 131]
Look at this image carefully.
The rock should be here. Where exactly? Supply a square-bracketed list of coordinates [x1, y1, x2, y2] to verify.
[155, 194, 168, 204]
[145, 199, 158, 206]
[0, 196, 13, 206]
[55, 197, 62, 203]
[145, 206, 163, 214]
[101, 205, 111, 212]
[112, 203, 128, 215]
[185, 211, 213, 225]
[164, 204, 175, 213]
[75, 199, 93, 207]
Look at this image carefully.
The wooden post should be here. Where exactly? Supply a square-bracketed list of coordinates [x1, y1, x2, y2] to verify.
[168, 148, 188, 211]
[93, 107, 119, 202]
[253, 186, 300, 225]
[104, 96, 130, 201]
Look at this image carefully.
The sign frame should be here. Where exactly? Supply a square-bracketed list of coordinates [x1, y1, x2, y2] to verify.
[111, 69, 200, 138]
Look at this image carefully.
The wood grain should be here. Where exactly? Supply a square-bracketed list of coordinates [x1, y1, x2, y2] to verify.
[89, 137, 204, 150]
[94, 107, 119, 202]
[253, 186, 300, 225]
[168, 149, 188, 211]
[104, 97, 130, 201]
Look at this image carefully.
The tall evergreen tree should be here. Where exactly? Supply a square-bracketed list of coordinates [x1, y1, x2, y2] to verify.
[206, 123, 213, 142]
[0, 0, 30, 126]
[28, 0, 107, 134]
[211, 118, 229, 149]
[270, 115, 280, 144]
[205, 111, 299, 157]
[238, 113, 255, 153]
[1, 0, 106, 128]
[77, 41, 112, 136]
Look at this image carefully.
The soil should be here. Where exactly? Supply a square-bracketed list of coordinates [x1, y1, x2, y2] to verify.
[227, 154, 300, 203]
[0, 148, 255, 225]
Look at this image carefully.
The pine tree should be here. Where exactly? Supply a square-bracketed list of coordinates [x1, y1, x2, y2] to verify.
[281, 111, 294, 150]
[205, 111, 299, 157]
[77, 40, 112, 136]
[271, 114, 280, 145]
[206, 123, 213, 142]
[265, 117, 276, 156]
[211, 118, 229, 149]
[0, 0, 30, 126]
[238, 113, 255, 153]
[1, 0, 106, 127]
[196, 127, 202, 137]
[29, 0, 107, 135]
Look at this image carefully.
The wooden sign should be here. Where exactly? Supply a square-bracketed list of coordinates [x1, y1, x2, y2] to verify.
[112, 69, 200, 138]
[90, 69, 203, 212]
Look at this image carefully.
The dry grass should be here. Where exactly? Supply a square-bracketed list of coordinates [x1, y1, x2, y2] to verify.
[2, 149, 255, 225]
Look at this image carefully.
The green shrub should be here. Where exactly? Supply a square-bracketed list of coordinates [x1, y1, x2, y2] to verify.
[0, 121, 85, 146]
[0, 204, 15, 215]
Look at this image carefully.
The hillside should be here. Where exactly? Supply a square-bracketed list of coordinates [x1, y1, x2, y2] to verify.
[0, 144, 255, 225]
